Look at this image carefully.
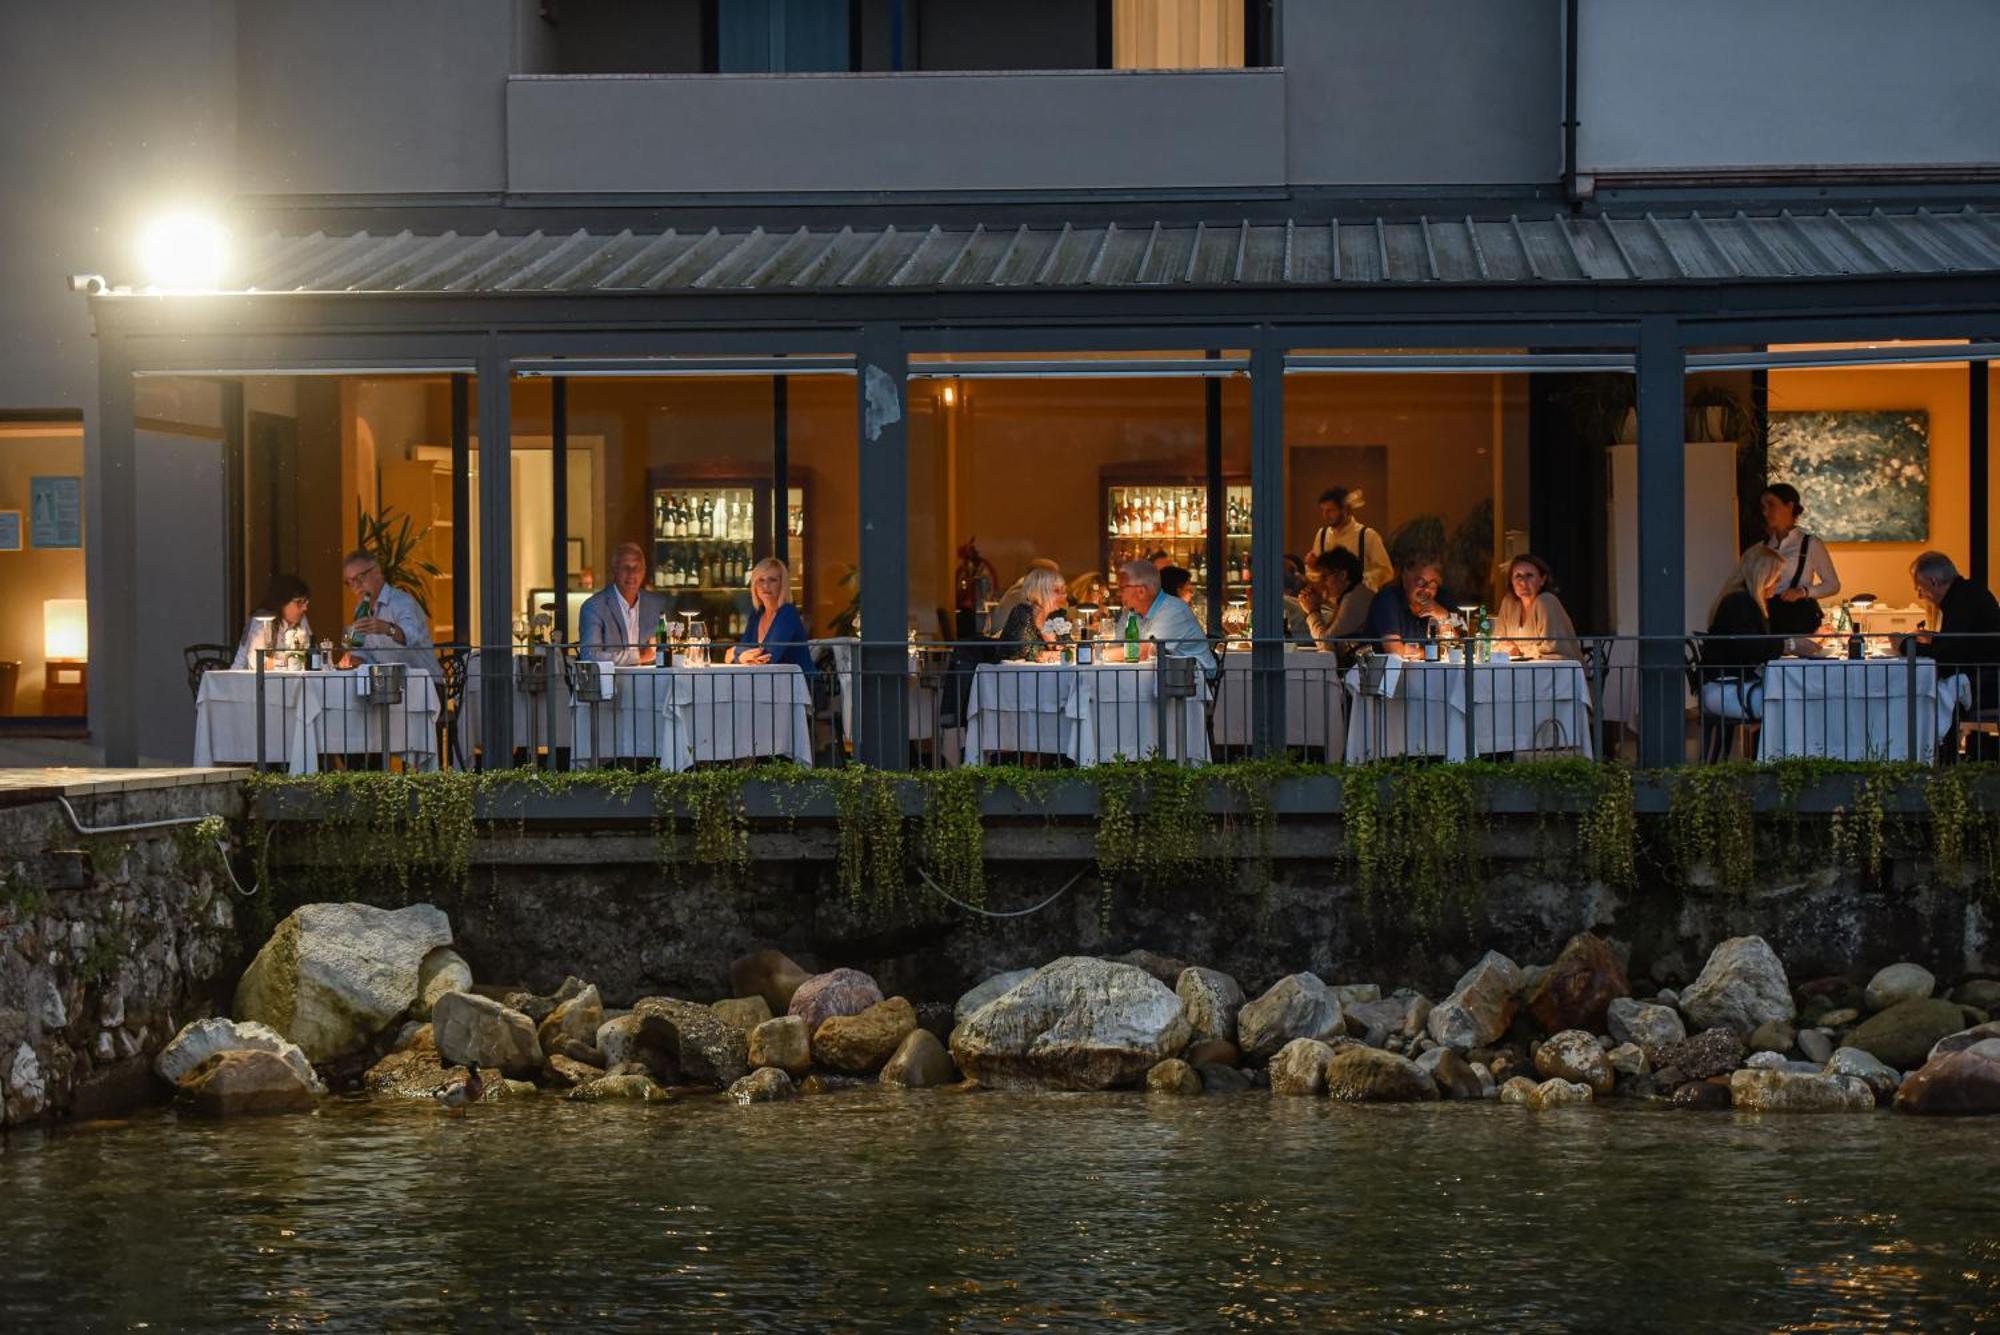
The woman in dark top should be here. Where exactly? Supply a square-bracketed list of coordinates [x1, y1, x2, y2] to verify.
[997, 565, 1067, 661]
[726, 557, 816, 681]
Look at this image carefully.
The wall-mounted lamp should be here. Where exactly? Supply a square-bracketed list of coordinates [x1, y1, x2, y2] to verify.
[940, 382, 958, 408]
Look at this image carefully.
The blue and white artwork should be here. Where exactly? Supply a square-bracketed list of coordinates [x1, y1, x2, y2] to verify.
[1767, 409, 1928, 543]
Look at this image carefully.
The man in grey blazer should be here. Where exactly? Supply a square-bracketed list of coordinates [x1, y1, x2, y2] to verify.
[581, 542, 672, 665]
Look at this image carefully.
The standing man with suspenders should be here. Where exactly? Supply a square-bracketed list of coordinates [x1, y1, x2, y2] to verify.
[1309, 486, 1395, 594]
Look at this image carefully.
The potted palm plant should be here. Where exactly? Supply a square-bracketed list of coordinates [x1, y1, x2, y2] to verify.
[355, 504, 441, 613]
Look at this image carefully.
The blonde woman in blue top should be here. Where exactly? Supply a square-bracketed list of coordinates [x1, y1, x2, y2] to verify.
[726, 557, 817, 682]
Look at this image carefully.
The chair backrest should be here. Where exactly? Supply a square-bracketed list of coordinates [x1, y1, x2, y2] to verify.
[437, 649, 467, 706]
[183, 643, 233, 699]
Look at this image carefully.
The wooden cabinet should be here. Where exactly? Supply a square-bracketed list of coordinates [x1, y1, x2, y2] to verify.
[379, 457, 455, 642]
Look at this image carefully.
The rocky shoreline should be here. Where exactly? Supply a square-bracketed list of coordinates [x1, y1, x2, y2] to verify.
[145, 902, 2000, 1119]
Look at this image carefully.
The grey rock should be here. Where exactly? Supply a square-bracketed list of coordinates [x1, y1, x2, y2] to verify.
[747, 1015, 811, 1077]
[414, 947, 472, 1020]
[1175, 967, 1245, 1045]
[233, 902, 453, 1062]
[1864, 962, 1935, 1013]
[728, 1067, 796, 1104]
[1730, 1067, 1874, 1113]
[1797, 1028, 1835, 1065]
[1426, 952, 1522, 1052]
[1237, 973, 1345, 1063]
[950, 957, 1192, 1091]
[631, 997, 751, 1088]
[1534, 1029, 1613, 1094]
[1826, 1046, 1902, 1102]
[1679, 936, 1793, 1038]
[1268, 1038, 1337, 1096]
[1745, 1052, 1820, 1074]
[1747, 1018, 1796, 1055]
[1193, 1061, 1253, 1094]
[537, 984, 604, 1057]
[1952, 979, 2000, 1011]
[1144, 1058, 1203, 1096]
[1527, 1078, 1594, 1109]
[1607, 1043, 1649, 1080]
[154, 1017, 326, 1096]
[954, 969, 1035, 1023]
[1347, 993, 1432, 1040]
[1846, 998, 1967, 1070]
[1926, 1020, 2000, 1064]
[1327, 983, 1381, 1008]
[880, 1029, 958, 1089]
[432, 991, 541, 1078]
[1323, 1047, 1437, 1103]
[1821, 1007, 1862, 1029]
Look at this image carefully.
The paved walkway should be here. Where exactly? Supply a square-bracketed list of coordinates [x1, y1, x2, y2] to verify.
[0, 766, 244, 806]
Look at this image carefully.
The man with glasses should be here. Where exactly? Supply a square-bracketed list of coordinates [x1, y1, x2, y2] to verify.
[1366, 557, 1454, 659]
[337, 548, 438, 675]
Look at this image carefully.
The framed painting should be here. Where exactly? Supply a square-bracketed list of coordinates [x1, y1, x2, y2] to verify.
[1767, 409, 1928, 542]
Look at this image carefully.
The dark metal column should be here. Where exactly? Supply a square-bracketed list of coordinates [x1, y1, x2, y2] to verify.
[1204, 353, 1225, 636]
[92, 338, 138, 764]
[551, 377, 569, 642]
[1636, 317, 1686, 767]
[1248, 332, 1286, 755]
[856, 324, 910, 769]
[1972, 356, 1990, 588]
[773, 377, 790, 569]
[450, 374, 472, 647]
[220, 378, 246, 637]
[475, 347, 514, 761]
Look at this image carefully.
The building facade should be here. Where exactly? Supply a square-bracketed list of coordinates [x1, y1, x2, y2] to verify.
[3, 0, 1999, 766]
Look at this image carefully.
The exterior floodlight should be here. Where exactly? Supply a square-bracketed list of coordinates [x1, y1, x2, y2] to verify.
[138, 212, 228, 290]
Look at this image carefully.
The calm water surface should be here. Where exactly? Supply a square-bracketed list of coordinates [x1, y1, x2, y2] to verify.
[4, 1093, 1998, 1331]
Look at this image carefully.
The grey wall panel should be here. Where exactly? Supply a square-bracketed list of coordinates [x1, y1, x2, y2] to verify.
[1579, 0, 2000, 174]
[1284, 0, 1561, 186]
[507, 69, 1285, 193]
[135, 428, 226, 765]
[916, 0, 1098, 72]
[235, 0, 512, 195]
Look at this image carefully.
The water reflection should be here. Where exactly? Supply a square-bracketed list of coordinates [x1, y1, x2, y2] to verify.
[3, 1096, 1998, 1330]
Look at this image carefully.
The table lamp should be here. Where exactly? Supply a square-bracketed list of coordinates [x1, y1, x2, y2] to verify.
[43, 599, 86, 660]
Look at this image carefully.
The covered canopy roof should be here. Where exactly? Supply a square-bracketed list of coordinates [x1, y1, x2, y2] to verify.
[218, 206, 2000, 296]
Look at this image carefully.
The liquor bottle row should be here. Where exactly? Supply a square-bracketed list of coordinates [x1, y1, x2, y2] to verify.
[654, 491, 755, 542]
[1104, 543, 1252, 586]
[653, 541, 753, 590]
[1106, 486, 1252, 538]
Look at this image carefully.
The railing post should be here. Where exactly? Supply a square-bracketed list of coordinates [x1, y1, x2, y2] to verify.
[254, 649, 266, 773]
[1248, 332, 1286, 755]
[1905, 633, 1921, 763]
[1462, 643, 1477, 761]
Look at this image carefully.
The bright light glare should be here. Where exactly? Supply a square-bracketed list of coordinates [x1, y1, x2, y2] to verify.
[44, 599, 87, 659]
[138, 212, 228, 289]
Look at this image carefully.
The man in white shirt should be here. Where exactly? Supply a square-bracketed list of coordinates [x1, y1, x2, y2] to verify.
[1307, 486, 1394, 593]
[338, 549, 439, 675]
[581, 542, 672, 665]
[1117, 559, 1216, 676]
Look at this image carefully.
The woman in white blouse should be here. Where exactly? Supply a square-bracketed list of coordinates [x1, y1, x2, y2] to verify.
[1751, 482, 1840, 636]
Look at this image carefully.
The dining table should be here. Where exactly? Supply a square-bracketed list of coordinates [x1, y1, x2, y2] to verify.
[1209, 646, 1348, 757]
[1756, 654, 1962, 762]
[962, 658, 1210, 767]
[569, 661, 814, 770]
[1343, 654, 1594, 762]
[192, 666, 441, 773]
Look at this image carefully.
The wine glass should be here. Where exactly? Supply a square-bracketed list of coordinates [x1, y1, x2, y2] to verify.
[511, 614, 530, 646]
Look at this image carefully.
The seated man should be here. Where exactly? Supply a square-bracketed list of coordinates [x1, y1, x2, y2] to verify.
[337, 548, 438, 675]
[1117, 559, 1216, 676]
[1909, 549, 2000, 710]
[1299, 547, 1373, 664]
[581, 542, 671, 665]
[1366, 557, 1453, 658]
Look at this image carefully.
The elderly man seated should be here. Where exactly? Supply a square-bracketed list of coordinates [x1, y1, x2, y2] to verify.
[1116, 559, 1216, 676]
[581, 542, 672, 665]
[336, 548, 438, 675]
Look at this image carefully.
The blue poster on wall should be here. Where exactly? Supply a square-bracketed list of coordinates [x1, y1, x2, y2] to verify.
[30, 476, 82, 548]
[0, 511, 20, 551]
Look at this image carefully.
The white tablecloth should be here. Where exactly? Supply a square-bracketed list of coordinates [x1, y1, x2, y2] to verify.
[1757, 656, 1962, 761]
[1210, 649, 1348, 757]
[571, 664, 813, 770]
[1344, 656, 1594, 762]
[461, 651, 575, 759]
[192, 668, 441, 773]
[963, 661, 1210, 766]
[816, 638, 942, 745]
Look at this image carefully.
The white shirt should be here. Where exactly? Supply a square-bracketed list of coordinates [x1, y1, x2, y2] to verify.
[1762, 528, 1841, 601]
[619, 589, 644, 665]
[1311, 518, 1395, 593]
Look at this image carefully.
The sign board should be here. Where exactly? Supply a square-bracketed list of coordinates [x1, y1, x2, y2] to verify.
[30, 476, 82, 548]
[0, 510, 19, 551]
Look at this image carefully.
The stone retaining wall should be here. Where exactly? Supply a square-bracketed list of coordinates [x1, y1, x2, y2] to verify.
[0, 784, 245, 1127]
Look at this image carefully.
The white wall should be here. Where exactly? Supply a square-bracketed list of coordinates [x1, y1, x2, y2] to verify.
[1579, 0, 2000, 176]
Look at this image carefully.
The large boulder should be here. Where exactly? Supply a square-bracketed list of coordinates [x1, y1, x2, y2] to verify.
[1527, 933, 1629, 1034]
[1426, 952, 1522, 1051]
[1864, 962, 1935, 1013]
[414, 948, 473, 1020]
[174, 1050, 318, 1117]
[1678, 936, 1793, 1038]
[1175, 967, 1245, 1045]
[1268, 1038, 1337, 1096]
[1845, 998, 1967, 1070]
[1324, 1047, 1437, 1103]
[1894, 1039, 2000, 1115]
[788, 968, 885, 1035]
[949, 957, 1192, 1091]
[1106, 949, 1195, 987]
[1237, 973, 1346, 1063]
[955, 969, 1035, 1022]
[880, 1029, 958, 1089]
[537, 984, 604, 1057]
[747, 1016, 811, 1077]
[432, 991, 541, 1077]
[1534, 1030, 1614, 1095]
[155, 1018, 326, 1095]
[812, 997, 917, 1074]
[729, 949, 812, 1018]
[1729, 1067, 1874, 1113]
[233, 902, 453, 1062]
[631, 997, 750, 1087]
[1607, 997, 1686, 1050]
[1929, 1020, 2000, 1063]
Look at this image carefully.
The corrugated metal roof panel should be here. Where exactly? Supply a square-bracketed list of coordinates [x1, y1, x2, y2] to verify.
[208, 208, 2000, 296]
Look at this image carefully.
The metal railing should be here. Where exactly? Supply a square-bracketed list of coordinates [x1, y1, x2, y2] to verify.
[200, 630, 2000, 774]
